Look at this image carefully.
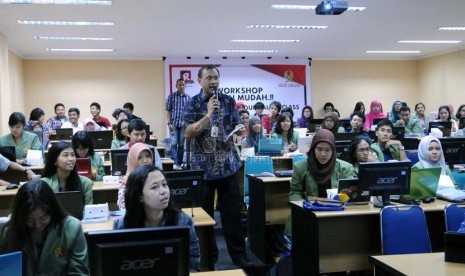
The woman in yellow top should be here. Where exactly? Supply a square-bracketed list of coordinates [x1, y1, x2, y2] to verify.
[0, 112, 42, 161]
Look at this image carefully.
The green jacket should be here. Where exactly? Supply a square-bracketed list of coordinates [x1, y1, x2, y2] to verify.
[270, 132, 299, 147]
[286, 158, 355, 236]
[412, 161, 453, 178]
[42, 174, 93, 205]
[371, 142, 402, 162]
[90, 153, 105, 181]
[394, 118, 422, 134]
[111, 138, 126, 150]
[0, 132, 42, 160]
[0, 216, 89, 276]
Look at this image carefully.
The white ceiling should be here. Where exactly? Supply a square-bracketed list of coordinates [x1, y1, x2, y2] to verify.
[1, 0, 465, 60]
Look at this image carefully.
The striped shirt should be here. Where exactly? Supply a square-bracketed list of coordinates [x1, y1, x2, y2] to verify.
[166, 91, 190, 128]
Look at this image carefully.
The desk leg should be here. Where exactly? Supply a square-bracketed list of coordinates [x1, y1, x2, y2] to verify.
[198, 225, 215, 271]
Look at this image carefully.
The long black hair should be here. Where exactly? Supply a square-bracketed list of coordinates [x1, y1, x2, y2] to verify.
[115, 119, 130, 141]
[348, 135, 372, 165]
[123, 165, 180, 228]
[0, 179, 67, 261]
[42, 141, 84, 197]
[72, 131, 95, 157]
[274, 113, 295, 143]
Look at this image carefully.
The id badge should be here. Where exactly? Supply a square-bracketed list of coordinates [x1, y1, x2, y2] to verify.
[211, 126, 219, 138]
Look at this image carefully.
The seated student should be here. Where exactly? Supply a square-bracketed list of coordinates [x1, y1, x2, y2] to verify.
[261, 101, 281, 134]
[111, 118, 130, 149]
[347, 135, 378, 175]
[253, 101, 265, 118]
[387, 100, 403, 124]
[41, 141, 93, 205]
[0, 179, 89, 276]
[71, 131, 105, 181]
[234, 110, 249, 143]
[83, 118, 101, 132]
[0, 112, 42, 161]
[90, 102, 111, 129]
[370, 119, 409, 162]
[117, 142, 154, 210]
[323, 102, 335, 114]
[394, 106, 423, 134]
[111, 108, 132, 130]
[434, 105, 458, 133]
[412, 135, 452, 176]
[241, 116, 264, 152]
[456, 104, 465, 130]
[0, 153, 37, 186]
[114, 165, 200, 271]
[411, 102, 429, 131]
[321, 112, 346, 134]
[285, 129, 354, 235]
[119, 119, 162, 169]
[271, 113, 299, 152]
[363, 100, 386, 132]
[296, 105, 314, 129]
[351, 101, 365, 118]
[25, 107, 50, 135]
[348, 111, 365, 134]
[60, 107, 84, 134]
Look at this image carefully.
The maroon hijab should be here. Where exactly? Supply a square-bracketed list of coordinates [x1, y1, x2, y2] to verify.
[307, 129, 336, 191]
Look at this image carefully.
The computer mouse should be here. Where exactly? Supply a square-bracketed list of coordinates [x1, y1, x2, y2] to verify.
[6, 184, 19, 190]
[421, 196, 436, 204]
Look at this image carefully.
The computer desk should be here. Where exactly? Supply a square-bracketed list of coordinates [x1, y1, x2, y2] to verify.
[195, 269, 246, 275]
[289, 200, 449, 276]
[247, 175, 292, 264]
[82, 207, 215, 271]
[369, 252, 465, 276]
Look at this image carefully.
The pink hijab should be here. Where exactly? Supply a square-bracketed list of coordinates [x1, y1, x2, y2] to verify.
[363, 100, 386, 131]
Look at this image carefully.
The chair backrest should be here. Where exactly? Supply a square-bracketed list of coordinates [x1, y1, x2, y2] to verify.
[444, 203, 465, 231]
[244, 156, 274, 204]
[404, 149, 419, 165]
[380, 205, 432, 255]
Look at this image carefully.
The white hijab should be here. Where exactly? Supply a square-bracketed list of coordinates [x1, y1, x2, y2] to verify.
[417, 135, 447, 175]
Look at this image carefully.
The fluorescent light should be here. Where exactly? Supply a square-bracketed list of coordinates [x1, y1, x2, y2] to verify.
[35, 35, 115, 41]
[271, 4, 366, 11]
[397, 40, 461, 44]
[246, 25, 327, 30]
[18, 20, 114, 26]
[1, 0, 111, 4]
[218, 50, 279, 53]
[46, 48, 115, 52]
[439, 27, 465, 31]
[231, 39, 299, 43]
[366, 51, 421, 54]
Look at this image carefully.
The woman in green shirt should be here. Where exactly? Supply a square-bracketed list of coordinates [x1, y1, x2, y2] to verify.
[270, 113, 299, 152]
[72, 131, 105, 181]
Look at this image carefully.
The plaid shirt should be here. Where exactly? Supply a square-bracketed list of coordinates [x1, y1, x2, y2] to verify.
[183, 90, 241, 180]
[166, 91, 190, 128]
[45, 116, 69, 130]
[0, 154, 10, 172]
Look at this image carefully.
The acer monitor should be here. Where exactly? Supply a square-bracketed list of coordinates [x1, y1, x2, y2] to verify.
[164, 169, 204, 209]
[335, 140, 351, 163]
[429, 121, 452, 137]
[359, 161, 411, 208]
[86, 226, 190, 276]
[87, 130, 113, 150]
[439, 138, 465, 169]
[110, 147, 156, 176]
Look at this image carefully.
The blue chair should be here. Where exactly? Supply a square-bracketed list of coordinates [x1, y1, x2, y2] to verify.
[444, 203, 465, 231]
[292, 154, 307, 165]
[0, 251, 22, 276]
[380, 205, 432, 255]
[404, 149, 419, 165]
[243, 156, 274, 205]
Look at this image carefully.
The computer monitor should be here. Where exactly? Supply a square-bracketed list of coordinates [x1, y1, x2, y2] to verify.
[359, 161, 411, 208]
[55, 191, 84, 220]
[370, 126, 404, 143]
[0, 146, 15, 161]
[110, 147, 157, 176]
[439, 138, 465, 169]
[335, 140, 351, 162]
[56, 128, 74, 140]
[334, 132, 358, 142]
[429, 121, 452, 137]
[145, 125, 151, 143]
[86, 226, 190, 276]
[308, 119, 324, 132]
[164, 169, 203, 209]
[338, 119, 351, 132]
[87, 130, 113, 150]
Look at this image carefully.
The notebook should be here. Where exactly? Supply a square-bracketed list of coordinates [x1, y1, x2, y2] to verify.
[257, 138, 282, 156]
[55, 191, 84, 220]
[56, 128, 74, 141]
[76, 157, 93, 180]
[404, 168, 441, 200]
[338, 178, 369, 205]
[0, 251, 22, 276]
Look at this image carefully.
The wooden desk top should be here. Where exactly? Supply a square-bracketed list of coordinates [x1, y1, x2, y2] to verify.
[81, 207, 215, 233]
[289, 199, 451, 218]
[247, 175, 292, 183]
[369, 252, 465, 276]
[195, 269, 246, 276]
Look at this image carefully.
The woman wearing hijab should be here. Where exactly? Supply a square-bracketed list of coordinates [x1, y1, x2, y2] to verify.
[117, 142, 154, 210]
[241, 116, 264, 153]
[363, 100, 386, 132]
[387, 100, 403, 124]
[412, 135, 452, 176]
[296, 105, 314, 129]
[321, 112, 345, 133]
[83, 118, 101, 132]
[285, 129, 355, 236]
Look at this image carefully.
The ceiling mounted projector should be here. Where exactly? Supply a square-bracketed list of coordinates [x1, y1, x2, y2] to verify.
[315, 0, 348, 15]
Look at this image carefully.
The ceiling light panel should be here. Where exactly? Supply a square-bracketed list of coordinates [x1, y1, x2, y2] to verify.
[439, 27, 465, 31]
[246, 25, 327, 30]
[35, 36, 115, 41]
[46, 48, 115, 52]
[397, 40, 461, 44]
[231, 39, 299, 43]
[18, 20, 114, 26]
[218, 50, 279, 53]
[366, 51, 421, 54]
[0, 0, 111, 4]
[270, 4, 366, 11]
